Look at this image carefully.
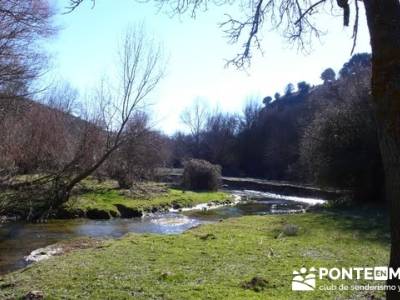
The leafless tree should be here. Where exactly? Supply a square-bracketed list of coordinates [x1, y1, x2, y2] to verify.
[0, 82, 83, 183]
[56, 25, 164, 200]
[66, 0, 353, 69]
[105, 112, 171, 188]
[0, 5, 53, 187]
[180, 98, 209, 156]
[0, 0, 55, 99]
[203, 111, 239, 169]
[2, 26, 165, 220]
[66, 0, 94, 12]
[240, 98, 262, 130]
[42, 81, 80, 114]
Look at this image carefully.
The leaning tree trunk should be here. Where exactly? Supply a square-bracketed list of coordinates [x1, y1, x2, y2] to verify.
[364, 1, 400, 298]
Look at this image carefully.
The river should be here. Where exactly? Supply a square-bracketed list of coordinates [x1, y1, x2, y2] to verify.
[0, 189, 325, 275]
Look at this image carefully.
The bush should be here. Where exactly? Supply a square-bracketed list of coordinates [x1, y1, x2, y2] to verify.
[182, 159, 221, 191]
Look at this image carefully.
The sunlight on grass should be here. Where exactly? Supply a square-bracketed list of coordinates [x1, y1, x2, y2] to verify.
[0, 210, 389, 299]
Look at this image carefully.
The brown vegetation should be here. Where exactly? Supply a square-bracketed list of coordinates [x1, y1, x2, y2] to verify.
[182, 159, 221, 191]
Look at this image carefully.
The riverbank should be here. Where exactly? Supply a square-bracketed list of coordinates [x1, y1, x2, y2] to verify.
[57, 180, 232, 219]
[157, 168, 351, 200]
[0, 207, 389, 299]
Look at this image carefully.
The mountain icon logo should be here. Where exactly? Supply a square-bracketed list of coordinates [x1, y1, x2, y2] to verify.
[292, 267, 317, 291]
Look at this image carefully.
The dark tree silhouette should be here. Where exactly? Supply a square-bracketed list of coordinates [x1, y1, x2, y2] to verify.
[339, 53, 371, 78]
[297, 81, 310, 94]
[284, 83, 294, 96]
[262, 96, 272, 106]
[320, 68, 336, 84]
[301, 66, 382, 202]
[168, 56, 377, 182]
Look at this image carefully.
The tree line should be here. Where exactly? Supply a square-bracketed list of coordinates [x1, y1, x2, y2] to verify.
[170, 53, 382, 203]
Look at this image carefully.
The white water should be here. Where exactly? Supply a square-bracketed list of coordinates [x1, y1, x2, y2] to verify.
[231, 190, 326, 205]
[168, 194, 242, 213]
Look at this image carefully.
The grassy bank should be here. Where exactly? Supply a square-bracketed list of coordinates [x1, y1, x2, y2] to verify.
[0, 208, 389, 299]
[61, 180, 231, 219]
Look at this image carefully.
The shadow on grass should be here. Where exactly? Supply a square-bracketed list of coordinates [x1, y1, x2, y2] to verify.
[310, 205, 389, 245]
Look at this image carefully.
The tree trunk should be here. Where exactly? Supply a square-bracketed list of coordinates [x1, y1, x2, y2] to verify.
[364, 1, 400, 298]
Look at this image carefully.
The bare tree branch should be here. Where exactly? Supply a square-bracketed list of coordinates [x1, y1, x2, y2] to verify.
[65, 26, 165, 191]
[294, 0, 326, 25]
[65, 0, 95, 13]
[351, 0, 359, 55]
[66, 0, 353, 69]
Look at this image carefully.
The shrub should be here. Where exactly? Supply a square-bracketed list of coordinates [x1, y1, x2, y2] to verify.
[182, 159, 221, 191]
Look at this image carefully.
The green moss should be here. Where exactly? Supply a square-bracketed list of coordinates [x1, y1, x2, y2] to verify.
[65, 187, 231, 217]
[0, 210, 389, 299]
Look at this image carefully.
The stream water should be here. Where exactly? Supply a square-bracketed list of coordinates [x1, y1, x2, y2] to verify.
[0, 190, 325, 275]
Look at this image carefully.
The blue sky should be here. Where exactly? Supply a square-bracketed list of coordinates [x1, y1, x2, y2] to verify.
[46, 0, 371, 134]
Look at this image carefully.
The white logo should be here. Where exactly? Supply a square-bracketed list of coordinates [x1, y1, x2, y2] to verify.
[292, 267, 317, 291]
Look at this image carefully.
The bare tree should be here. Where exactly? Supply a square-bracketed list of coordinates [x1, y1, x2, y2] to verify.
[2, 26, 164, 220]
[240, 98, 262, 131]
[105, 112, 170, 188]
[56, 26, 164, 201]
[203, 111, 239, 170]
[0, 0, 55, 99]
[0, 82, 80, 180]
[180, 98, 209, 156]
[43, 81, 80, 114]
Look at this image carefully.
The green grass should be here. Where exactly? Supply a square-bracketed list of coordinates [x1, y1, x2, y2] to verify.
[0, 208, 389, 299]
[65, 183, 231, 217]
